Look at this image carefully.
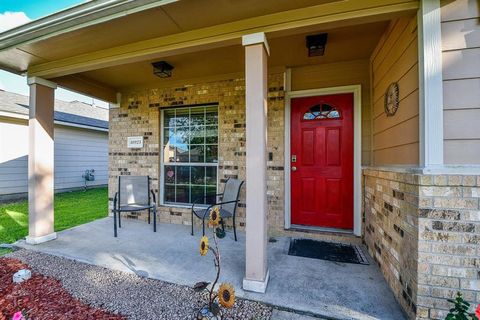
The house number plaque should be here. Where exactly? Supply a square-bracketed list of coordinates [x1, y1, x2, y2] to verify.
[127, 136, 144, 148]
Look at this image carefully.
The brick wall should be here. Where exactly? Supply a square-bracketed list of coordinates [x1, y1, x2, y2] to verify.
[364, 168, 480, 319]
[109, 74, 286, 232]
[363, 169, 419, 318]
[417, 175, 480, 319]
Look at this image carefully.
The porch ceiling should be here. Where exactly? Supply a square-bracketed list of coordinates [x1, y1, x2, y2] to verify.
[0, 0, 345, 73]
[70, 21, 389, 90]
[17, 0, 341, 62]
[0, 0, 418, 101]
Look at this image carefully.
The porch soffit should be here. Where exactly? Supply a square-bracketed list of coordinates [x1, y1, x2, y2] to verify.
[22, 0, 418, 80]
[74, 21, 389, 90]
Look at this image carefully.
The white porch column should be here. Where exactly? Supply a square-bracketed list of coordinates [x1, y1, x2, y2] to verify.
[242, 32, 270, 293]
[26, 77, 57, 245]
[418, 0, 444, 168]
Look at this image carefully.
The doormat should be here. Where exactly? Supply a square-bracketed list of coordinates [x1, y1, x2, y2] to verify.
[288, 238, 369, 265]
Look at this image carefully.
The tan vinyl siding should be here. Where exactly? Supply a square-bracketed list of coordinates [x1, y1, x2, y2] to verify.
[441, 0, 480, 164]
[370, 16, 419, 165]
[290, 59, 372, 165]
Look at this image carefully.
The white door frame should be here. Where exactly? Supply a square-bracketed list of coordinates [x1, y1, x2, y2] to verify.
[284, 75, 362, 236]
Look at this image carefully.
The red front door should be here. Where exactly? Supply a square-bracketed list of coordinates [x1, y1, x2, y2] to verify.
[291, 93, 354, 229]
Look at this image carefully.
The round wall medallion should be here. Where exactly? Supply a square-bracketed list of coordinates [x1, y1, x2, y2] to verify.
[384, 82, 399, 116]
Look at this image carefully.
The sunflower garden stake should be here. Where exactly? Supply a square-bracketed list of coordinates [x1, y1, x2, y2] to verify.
[194, 207, 235, 319]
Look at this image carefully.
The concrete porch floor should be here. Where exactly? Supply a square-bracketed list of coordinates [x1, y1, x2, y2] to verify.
[15, 217, 405, 320]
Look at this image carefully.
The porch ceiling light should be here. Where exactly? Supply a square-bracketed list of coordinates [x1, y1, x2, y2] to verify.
[152, 61, 174, 78]
[306, 33, 328, 57]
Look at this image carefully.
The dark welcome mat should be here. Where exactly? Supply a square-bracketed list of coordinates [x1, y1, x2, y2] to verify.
[288, 238, 369, 265]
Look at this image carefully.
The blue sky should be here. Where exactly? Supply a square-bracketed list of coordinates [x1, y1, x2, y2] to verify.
[0, 0, 109, 108]
[0, 0, 84, 19]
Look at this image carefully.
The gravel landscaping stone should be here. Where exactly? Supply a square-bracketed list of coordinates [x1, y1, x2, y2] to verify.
[7, 250, 273, 320]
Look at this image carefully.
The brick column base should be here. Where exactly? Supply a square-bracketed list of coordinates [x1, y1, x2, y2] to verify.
[363, 168, 480, 319]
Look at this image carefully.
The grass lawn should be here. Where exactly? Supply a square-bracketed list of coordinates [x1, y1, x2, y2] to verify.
[0, 248, 12, 256]
[0, 187, 108, 245]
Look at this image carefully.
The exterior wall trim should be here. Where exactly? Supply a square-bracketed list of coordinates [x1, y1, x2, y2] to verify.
[108, 92, 122, 109]
[242, 32, 270, 56]
[27, 76, 57, 89]
[25, 232, 57, 245]
[365, 164, 480, 175]
[0, 111, 108, 132]
[54, 121, 109, 132]
[418, 0, 444, 167]
[284, 70, 292, 230]
[0, 111, 28, 120]
[284, 80, 362, 236]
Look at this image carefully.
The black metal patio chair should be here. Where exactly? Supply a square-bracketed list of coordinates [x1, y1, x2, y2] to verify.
[191, 178, 244, 241]
[112, 175, 157, 237]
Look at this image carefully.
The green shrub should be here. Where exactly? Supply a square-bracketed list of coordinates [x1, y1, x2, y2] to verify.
[445, 292, 478, 320]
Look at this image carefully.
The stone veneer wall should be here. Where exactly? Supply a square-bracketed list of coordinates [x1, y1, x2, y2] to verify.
[363, 169, 419, 318]
[109, 74, 286, 233]
[417, 175, 480, 320]
[364, 168, 480, 320]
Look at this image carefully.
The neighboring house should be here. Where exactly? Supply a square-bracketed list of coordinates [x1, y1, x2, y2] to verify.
[0, 90, 108, 201]
[0, 1, 478, 319]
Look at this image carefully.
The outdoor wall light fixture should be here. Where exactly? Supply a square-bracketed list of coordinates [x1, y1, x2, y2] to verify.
[306, 33, 328, 57]
[152, 61, 174, 78]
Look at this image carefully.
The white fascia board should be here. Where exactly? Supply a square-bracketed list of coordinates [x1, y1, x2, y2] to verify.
[0, 111, 28, 120]
[0, 110, 108, 132]
[54, 121, 109, 132]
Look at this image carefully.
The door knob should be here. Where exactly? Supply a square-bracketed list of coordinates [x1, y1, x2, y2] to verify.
[292, 166, 297, 171]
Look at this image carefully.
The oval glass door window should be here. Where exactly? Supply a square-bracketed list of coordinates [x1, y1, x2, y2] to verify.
[303, 103, 341, 120]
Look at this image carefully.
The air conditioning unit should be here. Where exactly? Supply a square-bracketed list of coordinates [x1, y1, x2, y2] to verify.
[82, 169, 95, 190]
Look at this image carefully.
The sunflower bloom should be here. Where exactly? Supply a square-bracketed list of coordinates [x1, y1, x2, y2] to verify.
[209, 207, 221, 227]
[200, 236, 209, 256]
[218, 283, 235, 308]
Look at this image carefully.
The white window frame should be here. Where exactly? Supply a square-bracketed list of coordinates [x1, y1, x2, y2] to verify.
[159, 104, 219, 208]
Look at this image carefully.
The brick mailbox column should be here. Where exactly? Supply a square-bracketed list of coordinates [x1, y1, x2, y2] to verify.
[26, 77, 57, 245]
[242, 32, 270, 293]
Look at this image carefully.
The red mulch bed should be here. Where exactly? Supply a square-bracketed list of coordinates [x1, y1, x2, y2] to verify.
[0, 257, 124, 320]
